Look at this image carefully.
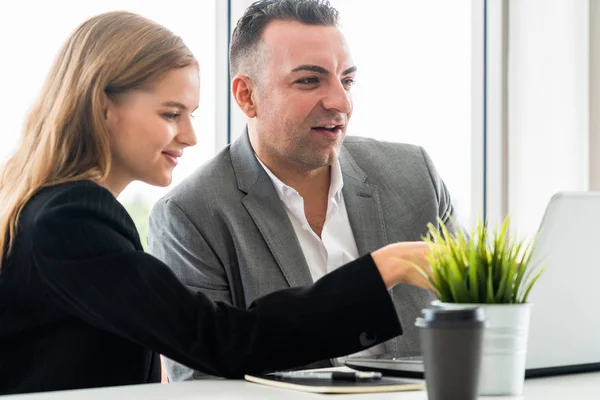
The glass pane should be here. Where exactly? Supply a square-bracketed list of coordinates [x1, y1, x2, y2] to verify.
[330, 0, 473, 226]
[0, 1, 217, 246]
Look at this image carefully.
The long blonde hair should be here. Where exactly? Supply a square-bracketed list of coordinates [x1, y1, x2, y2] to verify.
[0, 11, 197, 270]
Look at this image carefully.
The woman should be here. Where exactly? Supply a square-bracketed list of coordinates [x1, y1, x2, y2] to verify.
[0, 11, 433, 394]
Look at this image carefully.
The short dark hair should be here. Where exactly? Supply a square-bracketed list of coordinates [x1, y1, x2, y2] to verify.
[229, 0, 339, 77]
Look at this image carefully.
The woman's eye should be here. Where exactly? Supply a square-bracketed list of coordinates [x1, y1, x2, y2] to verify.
[163, 113, 180, 121]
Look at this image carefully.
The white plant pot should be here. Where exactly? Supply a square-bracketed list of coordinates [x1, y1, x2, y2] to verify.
[432, 301, 532, 396]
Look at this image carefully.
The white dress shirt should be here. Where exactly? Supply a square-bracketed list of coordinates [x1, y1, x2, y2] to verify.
[257, 156, 385, 361]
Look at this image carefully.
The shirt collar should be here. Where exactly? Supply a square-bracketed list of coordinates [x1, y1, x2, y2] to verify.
[328, 157, 344, 202]
[255, 155, 344, 202]
[255, 155, 292, 200]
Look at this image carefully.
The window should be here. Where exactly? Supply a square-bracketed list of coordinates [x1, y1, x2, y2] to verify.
[330, 0, 474, 227]
[0, 1, 220, 246]
[484, 0, 593, 238]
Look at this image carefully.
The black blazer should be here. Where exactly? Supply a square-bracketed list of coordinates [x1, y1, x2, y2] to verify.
[0, 180, 401, 394]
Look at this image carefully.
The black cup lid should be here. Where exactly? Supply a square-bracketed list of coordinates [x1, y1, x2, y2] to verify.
[415, 307, 485, 328]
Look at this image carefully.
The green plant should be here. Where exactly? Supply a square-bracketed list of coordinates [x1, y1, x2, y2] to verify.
[417, 216, 544, 304]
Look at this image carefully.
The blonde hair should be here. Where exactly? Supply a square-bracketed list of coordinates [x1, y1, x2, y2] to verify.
[0, 11, 197, 270]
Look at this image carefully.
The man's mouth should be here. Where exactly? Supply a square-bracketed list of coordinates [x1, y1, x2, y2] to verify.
[311, 124, 344, 135]
[313, 123, 343, 131]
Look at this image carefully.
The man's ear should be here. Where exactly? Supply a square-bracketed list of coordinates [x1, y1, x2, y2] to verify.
[232, 75, 257, 118]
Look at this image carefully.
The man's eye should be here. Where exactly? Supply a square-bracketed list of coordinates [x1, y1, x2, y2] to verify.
[343, 78, 356, 87]
[297, 77, 319, 85]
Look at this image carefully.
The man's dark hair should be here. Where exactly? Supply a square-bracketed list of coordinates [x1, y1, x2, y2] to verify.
[229, 0, 339, 78]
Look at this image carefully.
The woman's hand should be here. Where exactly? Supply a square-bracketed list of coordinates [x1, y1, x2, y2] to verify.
[371, 242, 434, 290]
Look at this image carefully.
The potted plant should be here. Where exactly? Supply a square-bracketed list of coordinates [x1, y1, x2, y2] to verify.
[416, 216, 544, 396]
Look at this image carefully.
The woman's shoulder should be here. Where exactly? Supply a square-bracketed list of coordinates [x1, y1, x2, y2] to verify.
[24, 181, 115, 225]
[33, 180, 115, 207]
[23, 180, 140, 250]
[27, 180, 122, 217]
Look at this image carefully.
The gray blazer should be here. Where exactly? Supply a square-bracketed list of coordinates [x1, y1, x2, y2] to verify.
[148, 131, 457, 381]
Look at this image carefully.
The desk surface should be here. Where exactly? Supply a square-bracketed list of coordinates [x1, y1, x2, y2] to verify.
[4, 371, 600, 400]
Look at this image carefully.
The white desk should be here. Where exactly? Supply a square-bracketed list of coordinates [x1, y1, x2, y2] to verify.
[4, 371, 600, 400]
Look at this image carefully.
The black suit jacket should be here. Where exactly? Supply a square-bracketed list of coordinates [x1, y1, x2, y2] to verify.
[0, 180, 401, 394]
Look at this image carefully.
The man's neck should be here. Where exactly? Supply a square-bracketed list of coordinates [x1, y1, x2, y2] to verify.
[261, 156, 331, 198]
[248, 127, 333, 197]
[257, 155, 332, 238]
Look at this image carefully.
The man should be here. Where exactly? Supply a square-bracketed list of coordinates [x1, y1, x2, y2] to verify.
[148, 0, 457, 381]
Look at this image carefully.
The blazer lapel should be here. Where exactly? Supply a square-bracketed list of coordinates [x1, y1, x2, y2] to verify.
[340, 146, 400, 355]
[231, 129, 313, 288]
[339, 146, 388, 255]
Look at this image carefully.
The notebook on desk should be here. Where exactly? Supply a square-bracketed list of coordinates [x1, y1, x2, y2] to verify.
[244, 374, 424, 394]
[347, 192, 600, 379]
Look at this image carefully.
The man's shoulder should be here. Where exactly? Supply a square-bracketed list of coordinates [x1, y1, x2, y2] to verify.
[159, 147, 239, 208]
[342, 135, 426, 164]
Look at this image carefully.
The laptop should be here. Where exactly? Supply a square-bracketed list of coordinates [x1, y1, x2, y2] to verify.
[346, 192, 600, 378]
